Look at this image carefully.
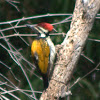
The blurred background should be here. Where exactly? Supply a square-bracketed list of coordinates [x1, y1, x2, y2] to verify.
[0, 0, 100, 100]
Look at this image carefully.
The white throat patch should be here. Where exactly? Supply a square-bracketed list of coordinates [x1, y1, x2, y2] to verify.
[40, 33, 46, 37]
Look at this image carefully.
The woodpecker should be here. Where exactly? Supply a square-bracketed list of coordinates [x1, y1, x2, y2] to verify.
[27, 22, 56, 89]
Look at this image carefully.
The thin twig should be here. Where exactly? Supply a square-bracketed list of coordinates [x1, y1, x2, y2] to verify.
[88, 38, 100, 42]
[69, 62, 100, 89]
[0, 13, 72, 25]
[81, 53, 95, 64]
[6, 0, 20, 12]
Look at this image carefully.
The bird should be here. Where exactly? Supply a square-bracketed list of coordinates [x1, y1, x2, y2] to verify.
[27, 22, 56, 89]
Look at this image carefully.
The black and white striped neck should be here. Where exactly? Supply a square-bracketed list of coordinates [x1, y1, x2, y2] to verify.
[35, 26, 49, 38]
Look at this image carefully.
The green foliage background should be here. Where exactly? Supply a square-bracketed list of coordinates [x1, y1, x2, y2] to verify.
[0, 0, 100, 100]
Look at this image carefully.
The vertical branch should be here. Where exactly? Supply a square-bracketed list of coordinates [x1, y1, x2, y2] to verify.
[40, 0, 100, 99]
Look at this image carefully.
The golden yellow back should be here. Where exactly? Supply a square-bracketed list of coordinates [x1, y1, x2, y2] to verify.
[31, 39, 50, 74]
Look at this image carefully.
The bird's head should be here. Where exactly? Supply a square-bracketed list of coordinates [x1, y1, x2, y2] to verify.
[27, 22, 54, 37]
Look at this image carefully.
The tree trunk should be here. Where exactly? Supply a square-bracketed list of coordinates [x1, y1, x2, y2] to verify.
[40, 0, 100, 99]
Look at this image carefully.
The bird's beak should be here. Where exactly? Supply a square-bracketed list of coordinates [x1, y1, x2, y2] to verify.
[26, 24, 39, 34]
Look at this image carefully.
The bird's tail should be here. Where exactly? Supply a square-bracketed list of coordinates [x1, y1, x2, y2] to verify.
[42, 74, 49, 89]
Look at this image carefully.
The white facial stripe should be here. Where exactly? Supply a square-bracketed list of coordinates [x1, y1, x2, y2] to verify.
[34, 26, 49, 37]
[38, 26, 48, 33]
[34, 27, 43, 34]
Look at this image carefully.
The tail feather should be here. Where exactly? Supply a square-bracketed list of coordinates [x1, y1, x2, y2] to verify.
[42, 74, 48, 89]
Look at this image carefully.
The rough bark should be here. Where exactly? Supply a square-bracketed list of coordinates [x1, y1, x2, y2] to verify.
[40, 0, 100, 99]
